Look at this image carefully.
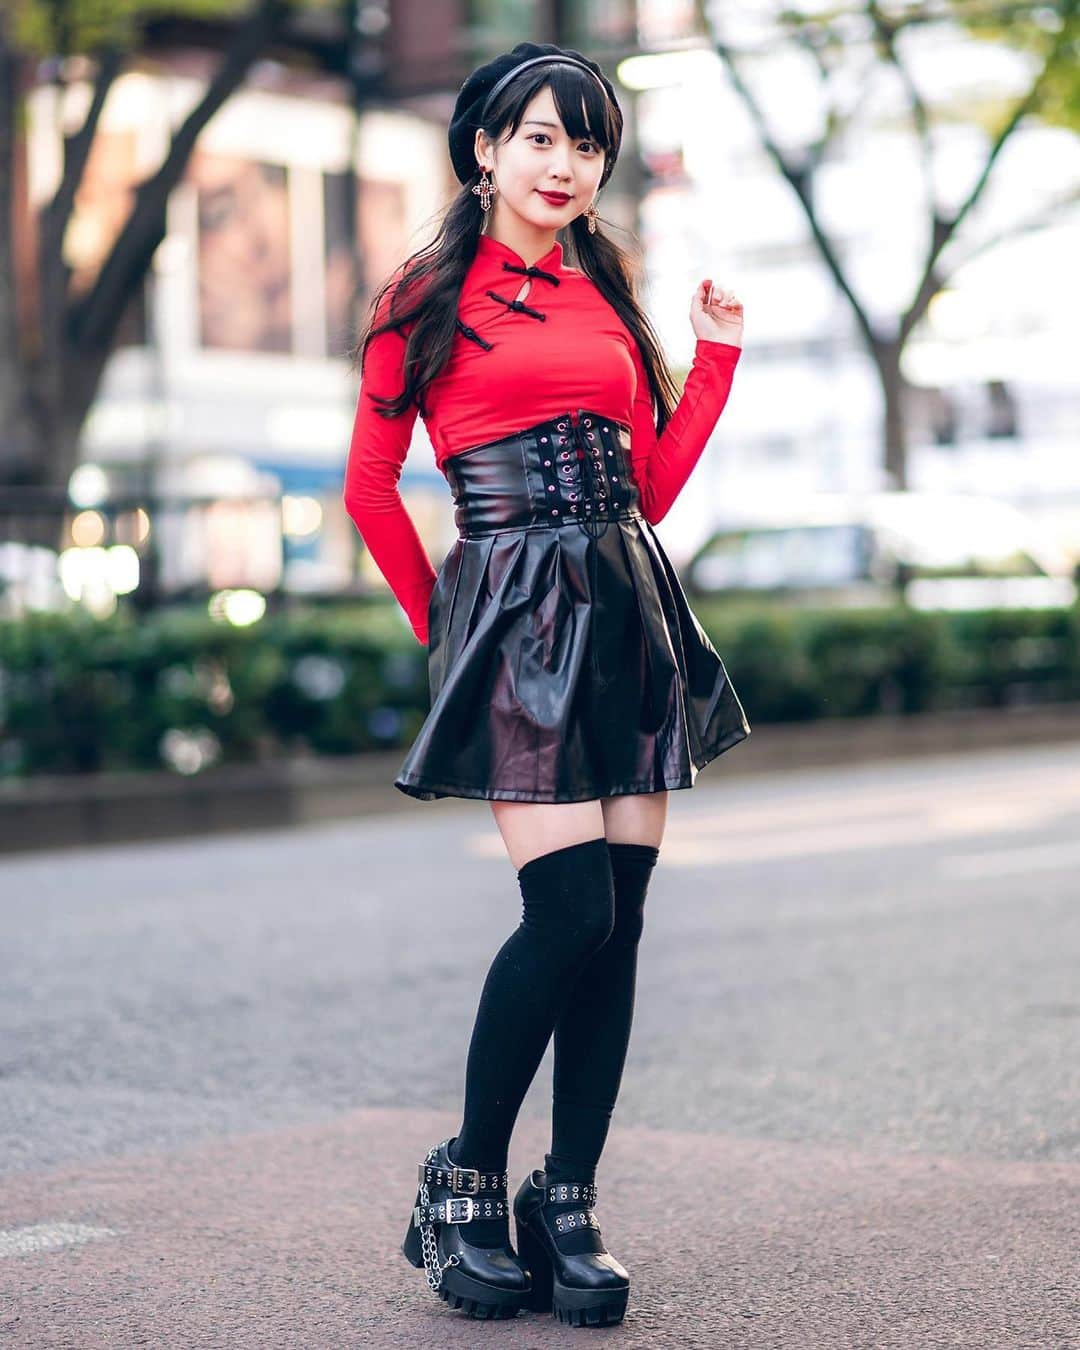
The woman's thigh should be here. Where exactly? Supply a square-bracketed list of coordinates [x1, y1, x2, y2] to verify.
[601, 790, 668, 847]
[490, 800, 606, 871]
[490, 791, 669, 870]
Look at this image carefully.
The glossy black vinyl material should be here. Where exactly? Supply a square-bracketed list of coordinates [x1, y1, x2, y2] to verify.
[394, 407, 750, 802]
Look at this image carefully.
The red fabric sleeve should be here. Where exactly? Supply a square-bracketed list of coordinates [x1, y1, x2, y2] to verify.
[629, 337, 742, 526]
[342, 289, 437, 646]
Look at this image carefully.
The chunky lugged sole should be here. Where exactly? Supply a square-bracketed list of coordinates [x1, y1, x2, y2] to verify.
[437, 1266, 525, 1319]
[515, 1215, 630, 1327]
[401, 1188, 527, 1320]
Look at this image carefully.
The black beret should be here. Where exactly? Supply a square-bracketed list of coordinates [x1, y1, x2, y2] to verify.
[448, 42, 622, 192]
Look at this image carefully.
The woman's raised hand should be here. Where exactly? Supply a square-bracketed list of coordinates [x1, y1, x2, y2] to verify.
[690, 278, 743, 348]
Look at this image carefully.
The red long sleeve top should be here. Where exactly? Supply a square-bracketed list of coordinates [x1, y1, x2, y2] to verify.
[343, 232, 742, 645]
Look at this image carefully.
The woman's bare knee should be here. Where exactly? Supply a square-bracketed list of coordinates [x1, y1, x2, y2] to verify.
[600, 790, 668, 847]
[490, 799, 606, 871]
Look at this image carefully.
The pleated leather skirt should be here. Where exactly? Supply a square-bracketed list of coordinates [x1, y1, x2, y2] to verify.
[394, 408, 751, 802]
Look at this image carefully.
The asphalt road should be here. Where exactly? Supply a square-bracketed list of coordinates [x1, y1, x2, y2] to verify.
[1, 742, 1078, 1348]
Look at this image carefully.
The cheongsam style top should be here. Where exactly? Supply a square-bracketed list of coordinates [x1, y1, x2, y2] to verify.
[342, 231, 742, 644]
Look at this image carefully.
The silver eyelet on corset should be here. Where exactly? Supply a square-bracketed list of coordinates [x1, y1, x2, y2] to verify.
[602, 425, 609, 432]
[612, 475, 619, 482]
[569, 492, 578, 500]
[586, 432, 595, 441]
[557, 421, 568, 431]
[560, 451, 570, 459]
[551, 508, 559, 515]
[540, 436, 548, 443]
[547, 484, 555, 492]
[607, 449, 614, 456]
[543, 459, 552, 466]
[584, 418, 592, 427]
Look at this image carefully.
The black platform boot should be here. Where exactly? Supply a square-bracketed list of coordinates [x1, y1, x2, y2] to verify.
[512, 1169, 630, 1327]
[401, 1138, 532, 1319]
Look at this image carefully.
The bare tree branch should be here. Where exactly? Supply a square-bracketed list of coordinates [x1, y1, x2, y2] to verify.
[947, 7, 1075, 241]
[0, 10, 25, 371]
[70, 0, 289, 355]
[39, 45, 125, 278]
[779, 12, 879, 170]
[897, 9, 1075, 344]
[942, 184, 1080, 272]
[866, 1, 938, 206]
[695, 0, 884, 350]
[693, 0, 1078, 487]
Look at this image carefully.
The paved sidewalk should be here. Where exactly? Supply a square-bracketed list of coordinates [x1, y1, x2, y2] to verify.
[2, 1107, 1076, 1348]
[3, 742, 1077, 1348]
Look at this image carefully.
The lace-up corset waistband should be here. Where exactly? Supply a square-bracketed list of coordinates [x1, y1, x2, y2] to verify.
[442, 410, 639, 540]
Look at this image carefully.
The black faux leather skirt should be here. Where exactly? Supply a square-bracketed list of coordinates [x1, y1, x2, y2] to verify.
[394, 408, 750, 802]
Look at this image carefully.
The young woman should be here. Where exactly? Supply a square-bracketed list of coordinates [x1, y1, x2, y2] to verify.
[343, 41, 750, 1328]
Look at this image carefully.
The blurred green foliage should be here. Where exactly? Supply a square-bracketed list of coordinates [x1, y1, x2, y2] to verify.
[1, 599, 1078, 777]
[7, 0, 342, 56]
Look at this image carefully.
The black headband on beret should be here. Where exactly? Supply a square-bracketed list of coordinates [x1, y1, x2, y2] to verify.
[448, 42, 622, 192]
[480, 54, 610, 122]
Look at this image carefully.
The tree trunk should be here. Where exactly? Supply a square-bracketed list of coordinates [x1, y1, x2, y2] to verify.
[0, 18, 41, 487]
[1, 1, 289, 502]
[875, 337, 909, 491]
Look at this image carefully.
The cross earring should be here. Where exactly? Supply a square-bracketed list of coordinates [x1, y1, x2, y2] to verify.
[585, 199, 599, 234]
[472, 166, 497, 212]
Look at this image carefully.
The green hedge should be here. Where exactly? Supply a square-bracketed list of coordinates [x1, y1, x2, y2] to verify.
[692, 601, 1080, 721]
[1, 600, 1078, 778]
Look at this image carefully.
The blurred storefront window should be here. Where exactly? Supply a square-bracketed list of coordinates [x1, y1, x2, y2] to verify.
[190, 149, 292, 353]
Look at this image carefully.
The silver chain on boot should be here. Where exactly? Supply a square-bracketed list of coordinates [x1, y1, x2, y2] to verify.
[418, 1141, 460, 1292]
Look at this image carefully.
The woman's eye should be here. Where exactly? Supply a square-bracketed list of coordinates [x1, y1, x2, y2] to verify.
[529, 134, 597, 152]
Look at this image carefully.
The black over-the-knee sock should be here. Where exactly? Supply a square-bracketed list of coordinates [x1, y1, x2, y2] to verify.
[543, 842, 659, 1252]
[446, 837, 615, 1246]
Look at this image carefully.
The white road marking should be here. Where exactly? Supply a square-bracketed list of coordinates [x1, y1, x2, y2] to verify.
[0, 1222, 117, 1257]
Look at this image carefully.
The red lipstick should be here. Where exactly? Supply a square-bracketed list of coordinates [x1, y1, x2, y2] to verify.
[537, 191, 572, 205]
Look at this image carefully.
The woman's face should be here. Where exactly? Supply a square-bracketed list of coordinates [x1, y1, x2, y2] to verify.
[474, 84, 606, 235]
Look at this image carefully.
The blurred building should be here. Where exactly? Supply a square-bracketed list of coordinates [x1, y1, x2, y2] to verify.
[11, 1, 1080, 613]
[624, 14, 1080, 557]
[24, 52, 454, 599]
[14, 2, 649, 603]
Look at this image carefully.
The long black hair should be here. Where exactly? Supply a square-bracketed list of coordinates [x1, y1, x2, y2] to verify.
[347, 60, 683, 435]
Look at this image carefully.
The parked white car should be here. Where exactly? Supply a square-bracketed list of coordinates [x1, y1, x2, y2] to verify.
[684, 492, 1077, 611]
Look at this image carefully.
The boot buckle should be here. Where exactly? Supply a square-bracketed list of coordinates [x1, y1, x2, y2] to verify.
[445, 1196, 475, 1224]
[451, 1165, 481, 1194]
